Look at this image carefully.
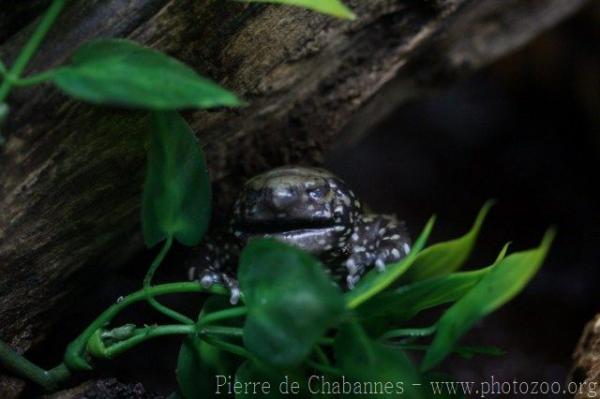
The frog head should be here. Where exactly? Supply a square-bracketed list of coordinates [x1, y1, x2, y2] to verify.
[231, 166, 361, 256]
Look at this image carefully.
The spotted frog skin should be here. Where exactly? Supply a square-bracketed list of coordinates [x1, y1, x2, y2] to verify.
[187, 166, 411, 303]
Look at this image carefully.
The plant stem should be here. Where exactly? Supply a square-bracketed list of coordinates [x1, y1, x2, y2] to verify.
[64, 281, 226, 371]
[104, 324, 196, 358]
[143, 238, 172, 287]
[201, 335, 251, 359]
[0, 0, 67, 102]
[11, 70, 55, 86]
[0, 282, 225, 390]
[198, 306, 248, 326]
[200, 325, 243, 338]
[0, 341, 71, 392]
[143, 237, 195, 325]
[379, 325, 437, 342]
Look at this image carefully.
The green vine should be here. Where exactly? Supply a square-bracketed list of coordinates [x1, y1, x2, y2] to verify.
[0, 0, 67, 101]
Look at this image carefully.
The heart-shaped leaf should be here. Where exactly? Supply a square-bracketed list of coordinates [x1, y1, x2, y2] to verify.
[421, 229, 555, 371]
[239, 239, 345, 367]
[176, 336, 214, 399]
[53, 39, 242, 110]
[142, 111, 211, 247]
[405, 201, 494, 282]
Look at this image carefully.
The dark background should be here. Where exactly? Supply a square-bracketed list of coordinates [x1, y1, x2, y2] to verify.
[27, 3, 599, 397]
[326, 3, 600, 388]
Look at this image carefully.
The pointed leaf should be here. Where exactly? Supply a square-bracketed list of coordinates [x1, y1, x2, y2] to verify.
[405, 201, 494, 282]
[243, 0, 356, 20]
[357, 244, 509, 322]
[421, 230, 555, 371]
[358, 270, 489, 323]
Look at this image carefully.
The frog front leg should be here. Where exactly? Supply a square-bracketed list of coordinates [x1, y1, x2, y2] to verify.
[186, 234, 242, 304]
[344, 214, 411, 288]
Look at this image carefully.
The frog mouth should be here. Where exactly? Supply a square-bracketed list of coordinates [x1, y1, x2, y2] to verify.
[237, 219, 335, 235]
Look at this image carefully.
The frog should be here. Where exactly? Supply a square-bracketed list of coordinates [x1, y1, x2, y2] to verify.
[186, 166, 411, 304]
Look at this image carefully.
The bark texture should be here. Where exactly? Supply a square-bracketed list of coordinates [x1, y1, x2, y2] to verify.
[573, 314, 600, 399]
[0, 0, 591, 395]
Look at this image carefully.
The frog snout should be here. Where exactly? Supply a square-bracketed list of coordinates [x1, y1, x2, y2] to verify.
[268, 186, 298, 211]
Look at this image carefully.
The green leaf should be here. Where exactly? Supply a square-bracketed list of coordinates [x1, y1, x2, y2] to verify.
[235, 360, 303, 398]
[235, 361, 274, 398]
[242, 0, 356, 20]
[176, 297, 244, 399]
[142, 111, 212, 247]
[345, 217, 435, 309]
[356, 244, 509, 322]
[405, 201, 494, 282]
[239, 239, 346, 367]
[52, 39, 242, 110]
[334, 322, 423, 398]
[358, 270, 489, 323]
[176, 336, 215, 399]
[421, 229, 555, 371]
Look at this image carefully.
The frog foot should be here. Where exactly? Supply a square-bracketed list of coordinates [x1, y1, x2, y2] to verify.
[195, 269, 241, 305]
[344, 252, 373, 289]
[344, 249, 409, 289]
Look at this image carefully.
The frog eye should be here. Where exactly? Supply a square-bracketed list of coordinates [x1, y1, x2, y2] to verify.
[308, 186, 328, 199]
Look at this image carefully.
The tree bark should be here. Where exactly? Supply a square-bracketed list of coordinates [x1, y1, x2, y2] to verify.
[572, 314, 600, 399]
[0, 0, 590, 393]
